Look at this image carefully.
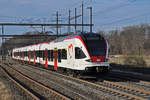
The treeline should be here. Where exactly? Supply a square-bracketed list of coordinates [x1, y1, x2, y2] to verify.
[99, 24, 150, 56]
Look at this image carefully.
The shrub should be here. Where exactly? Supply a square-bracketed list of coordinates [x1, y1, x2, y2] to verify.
[123, 56, 147, 67]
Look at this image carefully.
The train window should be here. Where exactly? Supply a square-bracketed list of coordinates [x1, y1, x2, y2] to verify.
[31, 51, 34, 59]
[61, 49, 67, 59]
[50, 50, 53, 61]
[38, 51, 40, 57]
[36, 51, 39, 58]
[39, 51, 43, 58]
[18, 52, 20, 57]
[43, 50, 48, 60]
[43, 51, 45, 60]
[75, 47, 86, 59]
[20, 52, 21, 58]
[20, 52, 22, 57]
[21, 52, 23, 58]
[19, 52, 20, 57]
[27, 51, 29, 57]
[26, 52, 27, 57]
[20, 52, 21, 57]
[58, 49, 61, 62]
[48, 50, 51, 61]
[23, 52, 25, 57]
[22, 52, 24, 58]
[25, 52, 27, 57]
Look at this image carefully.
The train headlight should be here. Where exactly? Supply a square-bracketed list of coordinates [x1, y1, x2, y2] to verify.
[105, 58, 109, 62]
[85, 67, 88, 71]
[86, 59, 92, 62]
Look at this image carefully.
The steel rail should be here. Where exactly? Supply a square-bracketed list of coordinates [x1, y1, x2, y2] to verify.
[1, 63, 70, 100]
[0, 65, 40, 100]
[140, 81, 150, 85]
[103, 80, 150, 96]
[23, 64, 147, 100]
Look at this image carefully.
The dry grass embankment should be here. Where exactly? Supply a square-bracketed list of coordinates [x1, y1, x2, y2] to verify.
[0, 81, 11, 100]
[109, 55, 150, 74]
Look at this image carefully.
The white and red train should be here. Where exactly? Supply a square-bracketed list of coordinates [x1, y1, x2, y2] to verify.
[12, 33, 110, 74]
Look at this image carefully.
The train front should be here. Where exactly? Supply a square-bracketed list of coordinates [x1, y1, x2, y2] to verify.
[81, 33, 110, 73]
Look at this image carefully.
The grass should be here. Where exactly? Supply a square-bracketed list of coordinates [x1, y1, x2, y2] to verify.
[109, 55, 150, 74]
[109, 55, 150, 67]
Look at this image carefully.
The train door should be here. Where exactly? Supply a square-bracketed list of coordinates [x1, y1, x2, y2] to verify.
[33, 50, 36, 65]
[54, 50, 58, 70]
[39, 45, 43, 66]
[29, 50, 31, 64]
[45, 49, 48, 68]
[22, 52, 24, 63]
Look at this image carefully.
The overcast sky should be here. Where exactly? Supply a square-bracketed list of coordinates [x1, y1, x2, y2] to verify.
[0, 0, 150, 34]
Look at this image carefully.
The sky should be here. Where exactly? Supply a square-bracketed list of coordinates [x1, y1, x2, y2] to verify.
[0, 0, 150, 34]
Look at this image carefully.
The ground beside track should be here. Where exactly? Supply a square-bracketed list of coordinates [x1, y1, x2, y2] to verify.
[0, 66, 31, 100]
[0, 81, 11, 100]
[110, 63, 150, 75]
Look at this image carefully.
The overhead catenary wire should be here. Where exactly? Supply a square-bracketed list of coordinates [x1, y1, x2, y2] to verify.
[99, 12, 150, 27]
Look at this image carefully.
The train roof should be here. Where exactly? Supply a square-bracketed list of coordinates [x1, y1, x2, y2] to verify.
[13, 32, 104, 50]
[56, 32, 104, 42]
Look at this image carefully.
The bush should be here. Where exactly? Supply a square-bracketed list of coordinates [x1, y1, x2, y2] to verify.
[124, 56, 147, 67]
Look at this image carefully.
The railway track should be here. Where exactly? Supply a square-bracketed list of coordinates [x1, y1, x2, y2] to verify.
[0, 63, 70, 100]
[96, 80, 150, 100]
[0, 65, 40, 100]
[6, 60, 150, 100]
[5, 62, 106, 100]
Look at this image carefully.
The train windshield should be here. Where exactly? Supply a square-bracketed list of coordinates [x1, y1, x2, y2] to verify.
[82, 33, 106, 56]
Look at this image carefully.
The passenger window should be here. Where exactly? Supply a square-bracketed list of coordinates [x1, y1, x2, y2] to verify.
[42, 50, 46, 60]
[48, 50, 51, 61]
[31, 51, 34, 59]
[36, 51, 38, 57]
[75, 47, 86, 59]
[61, 49, 67, 59]
[27, 52, 29, 57]
[58, 49, 61, 62]
[51, 50, 53, 61]
[39, 51, 42, 58]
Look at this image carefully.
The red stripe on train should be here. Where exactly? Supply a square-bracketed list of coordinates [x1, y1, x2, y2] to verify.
[45, 50, 48, 68]
[34, 51, 36, 65]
